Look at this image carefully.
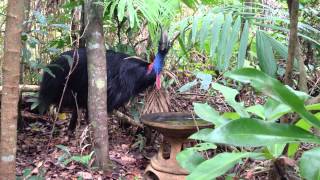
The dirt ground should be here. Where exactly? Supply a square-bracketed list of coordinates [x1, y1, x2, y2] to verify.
[16, 83, 316, 179]
[16, 113, 159, 179]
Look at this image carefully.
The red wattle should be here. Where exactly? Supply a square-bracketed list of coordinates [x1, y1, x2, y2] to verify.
[147, 63, 153, 74]
[156, 75, 161, 89]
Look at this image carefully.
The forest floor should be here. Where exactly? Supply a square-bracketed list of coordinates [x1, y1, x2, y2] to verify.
[15, 82, 314, 179]
[16, 112, 158, 179]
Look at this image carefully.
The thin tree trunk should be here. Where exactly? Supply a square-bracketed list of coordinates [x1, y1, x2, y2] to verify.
[0, 0, 24, 178]
[297, 42, 308, 93]
[71, 0, 83, 48]
[21, 0, 31, 83]
[84, 0, 110, 172]
[284, 0, 299, 86]
[79, 3, 86, 48]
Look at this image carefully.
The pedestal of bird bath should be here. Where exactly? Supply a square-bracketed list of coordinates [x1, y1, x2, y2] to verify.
[141, 112, 212, 180]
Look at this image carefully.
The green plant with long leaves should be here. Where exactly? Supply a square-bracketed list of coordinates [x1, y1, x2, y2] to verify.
[22, 1, 77, 84]
[169, 3, 320, 77]
[103, 0, 180, 52]
[177, 68, 320, 180]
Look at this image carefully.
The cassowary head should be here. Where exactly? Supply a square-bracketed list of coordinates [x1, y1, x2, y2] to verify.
[148, 31, 170, 89]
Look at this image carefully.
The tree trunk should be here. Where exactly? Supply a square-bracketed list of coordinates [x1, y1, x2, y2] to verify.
[284, 0, 299, 86]
[0, 0, 24, 178]
[84, 0, 110, 172]
[297, 42, 308, 93]
[79, 3, 86, 48]
[71, 0, 86, 48]
[21, 0, 31, 83]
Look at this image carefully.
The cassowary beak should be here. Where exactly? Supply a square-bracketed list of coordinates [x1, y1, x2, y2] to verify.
[156, 74, 161, 90]
[159, 30, 169, 53]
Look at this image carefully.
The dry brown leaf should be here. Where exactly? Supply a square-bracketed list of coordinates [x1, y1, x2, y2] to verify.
[77, 171, 93, 179]
[143, 88, 171, 114]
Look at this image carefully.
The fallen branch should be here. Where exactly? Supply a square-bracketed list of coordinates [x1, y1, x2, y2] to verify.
[0, 85, 39, 92]
[306, 95, 320, 105]
[114, 110, 143, 128]
[21, 111, 50, 122]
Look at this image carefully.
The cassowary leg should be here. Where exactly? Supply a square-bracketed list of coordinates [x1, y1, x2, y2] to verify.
[68, 109, 78, 135]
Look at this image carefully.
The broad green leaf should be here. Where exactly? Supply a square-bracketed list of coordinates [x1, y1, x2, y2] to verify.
[70, 153, 93, 167]
[264, 98, 290, 122]
[287, 143, 299, 158]
[212, 83, 249, 118]
[22, 168, 32, 177]
[256, 31, 277, 77]
[193, 103, 227, 126]
[117, 0, 127, 22]
[178, 18, 189, 39]
[306, 103, 320, 111]
[226, 68, 320, 129]
[136, 0, 157, 24]
[237, 20, 249, 68]
[190, 127, 213, 140]
[176, 149, 205, 172]
[222, 112, 240, 120]
[265, 33, 288, 60]
[267, 143, 286, 158]
[199, 13, 212, 49]
[127, 0, 136, 28]
[178, 37, 189, 58]
[133, 8, 140, 27]
[253, 15, 320, 35]
[246, 104, 265, 120]
[109, 1, 118, 18]
[178, 80, 197, 93]
[210, 13, 224, 59]
[285, 85, 310, 101]
[299, 147, 320, 180]
[191, 118, 320, 147]
[217, 13, 232, 71]
[223, 16, 241, 70]
[192, 15, 201, 44]
[296, 118, 313, 131]
[254, 22, 320, 46]
[187, 152, 262, 180]
[196, 72, 212, 91]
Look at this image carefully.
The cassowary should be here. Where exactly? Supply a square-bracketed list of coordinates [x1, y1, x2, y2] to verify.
[38, 32, 170, 132]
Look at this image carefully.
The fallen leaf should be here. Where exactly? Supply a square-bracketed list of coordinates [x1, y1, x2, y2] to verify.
[77, 171, 93, 179]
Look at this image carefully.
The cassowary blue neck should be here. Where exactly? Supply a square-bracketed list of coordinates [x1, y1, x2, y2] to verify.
[153, 52, 165, 74]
